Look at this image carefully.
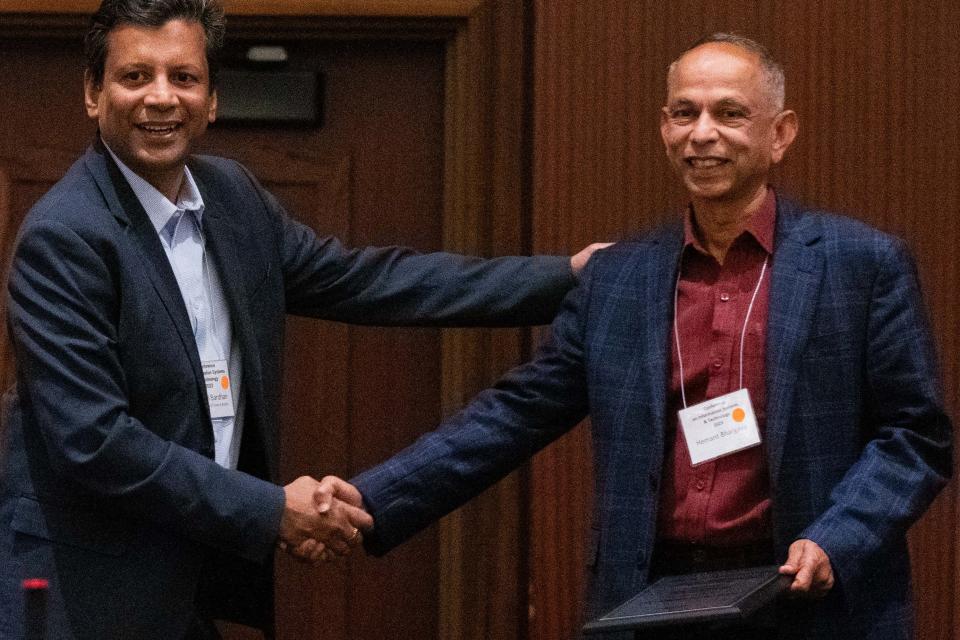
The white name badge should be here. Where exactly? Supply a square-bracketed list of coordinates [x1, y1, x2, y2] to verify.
[202, 359, 235, 419]
[678, 388, 761, 466]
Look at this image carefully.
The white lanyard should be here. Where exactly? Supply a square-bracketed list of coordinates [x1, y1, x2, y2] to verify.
[673, 254, 768, 409]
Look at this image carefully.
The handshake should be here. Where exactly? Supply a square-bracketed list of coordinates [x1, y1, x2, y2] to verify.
[278, 475, 373, 564]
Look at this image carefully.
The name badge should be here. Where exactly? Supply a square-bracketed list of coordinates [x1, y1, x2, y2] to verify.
[203, 359, 235, 419]
[678, 388, 760, 466]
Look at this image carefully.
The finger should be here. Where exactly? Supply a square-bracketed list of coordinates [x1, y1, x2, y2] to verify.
[812, 558, 835, 594]
[289, 538, 317, 563]
[320, 476, 365, 509]
[325, 535, 351, 556]
[346, 527, 363, 547]
[343, 503, 374, 531]
[325, 500, 362, 537]
[791, 545, 815, 592]
[297, 537, 317, 556]
[307, 540, 328, 563]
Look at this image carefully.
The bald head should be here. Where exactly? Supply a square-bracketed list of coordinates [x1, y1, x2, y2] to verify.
[667, 33, 785, 112]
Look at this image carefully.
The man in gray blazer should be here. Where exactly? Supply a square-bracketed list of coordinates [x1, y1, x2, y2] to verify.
[0, 1, 598, 638]
[346, 34, 952, 639]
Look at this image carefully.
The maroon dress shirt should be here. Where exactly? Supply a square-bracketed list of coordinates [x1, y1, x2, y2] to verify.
[657, 189, 776, 547]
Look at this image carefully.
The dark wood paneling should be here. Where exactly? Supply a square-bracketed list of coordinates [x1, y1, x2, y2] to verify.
[0, 4, 534, 639]
[132, 34, 450, 640]
[529, 2, 960, 639]
[0, 34, 95, 394]
[433, 2, 532, 638]
[0, 0, 480, 17]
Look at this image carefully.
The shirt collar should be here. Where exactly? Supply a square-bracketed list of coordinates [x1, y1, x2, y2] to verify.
[683, 186, 777, 256]
[103, 140, 205, 238]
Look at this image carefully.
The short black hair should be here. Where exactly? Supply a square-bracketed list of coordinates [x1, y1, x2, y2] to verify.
[84, 0, 225, 89]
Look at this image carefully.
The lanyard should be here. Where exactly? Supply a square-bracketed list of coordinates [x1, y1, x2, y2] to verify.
[673, 254, 768, 409]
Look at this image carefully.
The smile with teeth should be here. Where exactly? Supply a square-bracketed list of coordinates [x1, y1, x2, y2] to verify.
[686, 157, 727, 168]
[138, 123, 180, 134]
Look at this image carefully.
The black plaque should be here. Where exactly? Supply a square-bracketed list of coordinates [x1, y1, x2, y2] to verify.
[582, 565, 789, 635]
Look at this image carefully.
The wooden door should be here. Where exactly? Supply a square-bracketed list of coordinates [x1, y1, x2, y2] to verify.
[199, 35, 448, 640]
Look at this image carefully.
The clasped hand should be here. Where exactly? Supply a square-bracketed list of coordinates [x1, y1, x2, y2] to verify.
[278, 475, 373, 564]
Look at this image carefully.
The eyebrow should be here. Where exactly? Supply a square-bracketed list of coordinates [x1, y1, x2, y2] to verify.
[714, 98, 751, 113]
[666, 98, 697, 110]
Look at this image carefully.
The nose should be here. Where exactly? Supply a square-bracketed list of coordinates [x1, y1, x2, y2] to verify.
[143, 77, 178, 110]
[690, 112, 719, 145]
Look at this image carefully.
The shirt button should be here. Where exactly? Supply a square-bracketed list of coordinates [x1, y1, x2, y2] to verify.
[695, 479, 706, 491]
[719, 292, 730, 302]
[712, 360, 722, 369]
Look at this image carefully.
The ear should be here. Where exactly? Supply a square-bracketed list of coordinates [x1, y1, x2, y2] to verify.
[207, 89, 217, 124]
[770, 109, 798, 164]
[83, 69, 101, 120]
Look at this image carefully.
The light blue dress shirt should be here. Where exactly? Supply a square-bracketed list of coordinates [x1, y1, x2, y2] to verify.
[106, 144, 244, 469]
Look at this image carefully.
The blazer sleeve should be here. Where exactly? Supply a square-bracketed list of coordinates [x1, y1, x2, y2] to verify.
[6, 218, 285, 563]
[799, 237, 952, 590]
[350, 262, 595, 554]
[233, 164, 577, 327]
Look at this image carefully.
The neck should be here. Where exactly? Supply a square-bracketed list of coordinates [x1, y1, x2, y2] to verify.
[146, 169, 186, 204]
[691, 184, 768, 264]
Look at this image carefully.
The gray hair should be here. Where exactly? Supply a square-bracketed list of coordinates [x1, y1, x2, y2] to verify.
[666, 33, 786, 111]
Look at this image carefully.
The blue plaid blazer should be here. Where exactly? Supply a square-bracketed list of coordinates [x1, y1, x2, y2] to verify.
[355, 196, 952, 639]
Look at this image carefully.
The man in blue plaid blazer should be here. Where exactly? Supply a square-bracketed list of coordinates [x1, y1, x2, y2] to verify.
[346, 34, 951, 639]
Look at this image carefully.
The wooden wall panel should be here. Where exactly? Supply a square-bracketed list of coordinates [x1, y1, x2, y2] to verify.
[0, 4, 533, 640]
[0, 0, 480, 17]
[435, 2, 533, 638]
[529, 2, 960, 639]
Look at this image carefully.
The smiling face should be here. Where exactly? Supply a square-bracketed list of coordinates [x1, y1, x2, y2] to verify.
[660, 42, 796, 208]
[84, 19, 217, 199]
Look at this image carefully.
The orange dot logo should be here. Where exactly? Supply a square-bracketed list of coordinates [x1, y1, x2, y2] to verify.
[731, 407, 746, 422]
[220, 375, 230, 390]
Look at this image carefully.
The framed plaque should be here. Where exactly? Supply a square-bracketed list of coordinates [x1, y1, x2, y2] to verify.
[583, 565, 789, 635]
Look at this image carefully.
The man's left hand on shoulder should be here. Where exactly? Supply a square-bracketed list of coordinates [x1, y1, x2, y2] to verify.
[779, 538, 835, 597]
[571, 243, 614, 277]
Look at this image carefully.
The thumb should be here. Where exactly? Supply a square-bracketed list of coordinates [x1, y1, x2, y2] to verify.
[780, 540, 805, 574]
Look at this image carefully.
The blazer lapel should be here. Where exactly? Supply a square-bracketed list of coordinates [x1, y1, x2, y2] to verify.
[641, 224, 684, 441]
[604, 223, 682, 464]
[196, 193, 275, 475]
[765, 199, 824, 485]
[85, 145, 205, 392]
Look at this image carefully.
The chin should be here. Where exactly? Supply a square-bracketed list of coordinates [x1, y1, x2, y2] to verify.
[686, 182, 731, 201]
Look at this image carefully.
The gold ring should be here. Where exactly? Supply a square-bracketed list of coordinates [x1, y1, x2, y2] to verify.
[348, 527, 360, 543]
